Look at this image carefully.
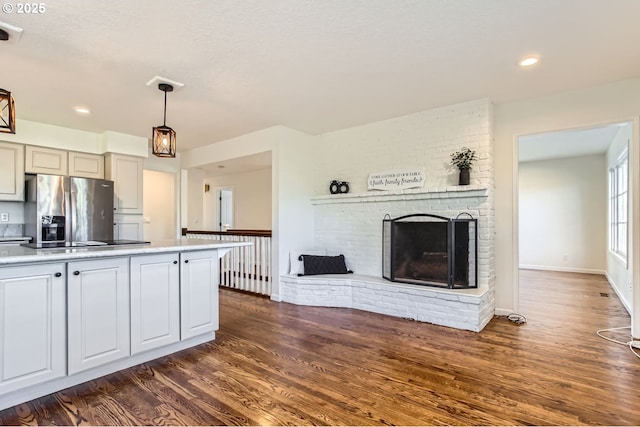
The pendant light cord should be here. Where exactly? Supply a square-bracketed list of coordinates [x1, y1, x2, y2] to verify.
[163, 89, 167, 127]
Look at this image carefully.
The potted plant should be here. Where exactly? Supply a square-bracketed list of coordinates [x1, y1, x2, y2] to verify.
[450, 147, 477, 185]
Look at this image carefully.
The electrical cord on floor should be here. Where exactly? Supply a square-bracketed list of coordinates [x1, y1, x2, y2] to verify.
[596, 326, 640, 360]
[507, 313, 527, 324]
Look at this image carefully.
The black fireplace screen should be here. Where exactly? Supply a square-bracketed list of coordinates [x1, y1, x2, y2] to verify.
[382, 213, 477, 289]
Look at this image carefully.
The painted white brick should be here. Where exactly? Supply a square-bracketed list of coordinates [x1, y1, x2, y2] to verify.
[280, 274, 490, 332]
[286, 99, 496, 331]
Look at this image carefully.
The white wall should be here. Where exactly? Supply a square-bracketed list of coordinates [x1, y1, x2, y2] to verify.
[187, 168, 206, 229]
[493, 77, 640, 338]
[202, 168, 272, 230]
[313, 98, 493, 194]
[312, 99, 495, 291]
[607, 124, 633, 310]
[271, 127, 316, 300]
[518, 154, 606, 273]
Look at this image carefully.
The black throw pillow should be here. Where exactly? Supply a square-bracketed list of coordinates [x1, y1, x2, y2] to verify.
[298, 254, 353, 276]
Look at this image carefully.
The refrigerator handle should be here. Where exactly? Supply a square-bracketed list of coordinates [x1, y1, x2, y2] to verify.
[66, 185, 73, 246]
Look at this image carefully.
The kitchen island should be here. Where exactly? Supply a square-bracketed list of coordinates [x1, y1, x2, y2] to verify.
[0, 239, 251, 411]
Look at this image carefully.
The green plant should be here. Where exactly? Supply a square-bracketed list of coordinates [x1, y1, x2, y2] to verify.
[450, 147, 477, 170]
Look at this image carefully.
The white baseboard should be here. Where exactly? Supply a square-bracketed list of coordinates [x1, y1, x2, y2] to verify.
[494, 308, 515, 317]
[519, 264, 605, 275]
[604, 273, 632, 314]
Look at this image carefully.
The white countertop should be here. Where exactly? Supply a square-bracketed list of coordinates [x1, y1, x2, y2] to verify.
[0, 239, 251, 265]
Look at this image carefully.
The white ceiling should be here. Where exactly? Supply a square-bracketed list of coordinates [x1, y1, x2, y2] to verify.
[199, 151, 272, 177]
[2, 0, 640, 156]
[518, 123, 630, 163]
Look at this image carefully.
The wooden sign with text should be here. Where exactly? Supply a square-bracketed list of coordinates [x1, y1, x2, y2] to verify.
[368, 169, 425, 191]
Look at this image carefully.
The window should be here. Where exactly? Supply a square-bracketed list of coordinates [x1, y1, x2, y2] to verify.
[609, 150, 628, 259]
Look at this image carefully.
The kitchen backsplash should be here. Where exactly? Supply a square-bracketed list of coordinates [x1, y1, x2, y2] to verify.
[0, 224, 24, 237]
[0, 202, 25, 236]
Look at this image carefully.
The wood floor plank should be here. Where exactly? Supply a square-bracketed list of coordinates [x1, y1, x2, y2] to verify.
[0, 269, 639, 425]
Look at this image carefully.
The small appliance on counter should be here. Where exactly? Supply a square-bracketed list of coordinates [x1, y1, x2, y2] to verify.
[23, 174, 117, 248]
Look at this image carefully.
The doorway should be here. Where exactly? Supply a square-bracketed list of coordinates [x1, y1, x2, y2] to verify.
[516, 122, 633, 314]
[217, 187, 234, 231]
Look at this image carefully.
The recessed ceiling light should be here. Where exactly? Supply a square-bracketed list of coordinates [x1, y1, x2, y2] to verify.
[519, 56, 539, 67]
[73, 106, 91, 115]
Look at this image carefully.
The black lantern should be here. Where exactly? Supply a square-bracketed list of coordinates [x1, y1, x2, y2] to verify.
[0, 88, 16, 134]
[152, 83, 176, 158]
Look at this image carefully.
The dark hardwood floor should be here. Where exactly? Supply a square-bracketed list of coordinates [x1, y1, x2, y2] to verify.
[1, 270, 639, 425]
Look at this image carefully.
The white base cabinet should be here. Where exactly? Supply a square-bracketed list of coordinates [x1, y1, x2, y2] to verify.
[0, 264, 66, 394]
[180, 250, 220, 339]
[67, 257, 130, 375]
[0, 247, 232, 411]
[130, 253, 180, 354]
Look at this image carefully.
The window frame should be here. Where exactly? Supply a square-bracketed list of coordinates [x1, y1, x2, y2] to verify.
[609, 149, 629, 262]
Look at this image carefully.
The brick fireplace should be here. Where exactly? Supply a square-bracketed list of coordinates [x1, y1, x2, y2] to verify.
[280, 99, 495, 332]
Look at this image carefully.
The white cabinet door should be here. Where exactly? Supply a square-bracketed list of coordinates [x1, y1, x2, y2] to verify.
[0, 141, 24, 201]
[25, 145, 68, 175]
[67, 257, 130, 374]
[0, 263, 66, 394]
[105, 154, 143, 214]
[130, 253, 180, 354]
[180, 250, 220, 339]
[114, 214, 144, 240]
[68, 151, 104, 179]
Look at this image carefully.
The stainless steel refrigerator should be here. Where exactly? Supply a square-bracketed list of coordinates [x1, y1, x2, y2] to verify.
[24, 174, 114, 247]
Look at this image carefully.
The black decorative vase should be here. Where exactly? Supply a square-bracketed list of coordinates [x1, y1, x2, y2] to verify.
[459, 169, 470, 185]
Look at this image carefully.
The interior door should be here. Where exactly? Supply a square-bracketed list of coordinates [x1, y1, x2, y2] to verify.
[218, 188, 233, 231]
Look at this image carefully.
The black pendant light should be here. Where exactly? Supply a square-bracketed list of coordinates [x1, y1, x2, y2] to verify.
[0, 88, 16, 134]
[152, 83, 176, 158]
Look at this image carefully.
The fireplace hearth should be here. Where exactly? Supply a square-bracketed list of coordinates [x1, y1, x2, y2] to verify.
[382, 213, 477, 289]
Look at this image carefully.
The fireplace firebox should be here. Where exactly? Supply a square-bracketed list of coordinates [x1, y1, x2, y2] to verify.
[382, 213, 477, 289]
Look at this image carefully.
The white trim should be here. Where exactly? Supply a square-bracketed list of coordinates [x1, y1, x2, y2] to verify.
[512, 133, 520, 314]
[605, 272, 632, 314]
[630, 117, 640, 339]
[519, 265, 606, 275]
